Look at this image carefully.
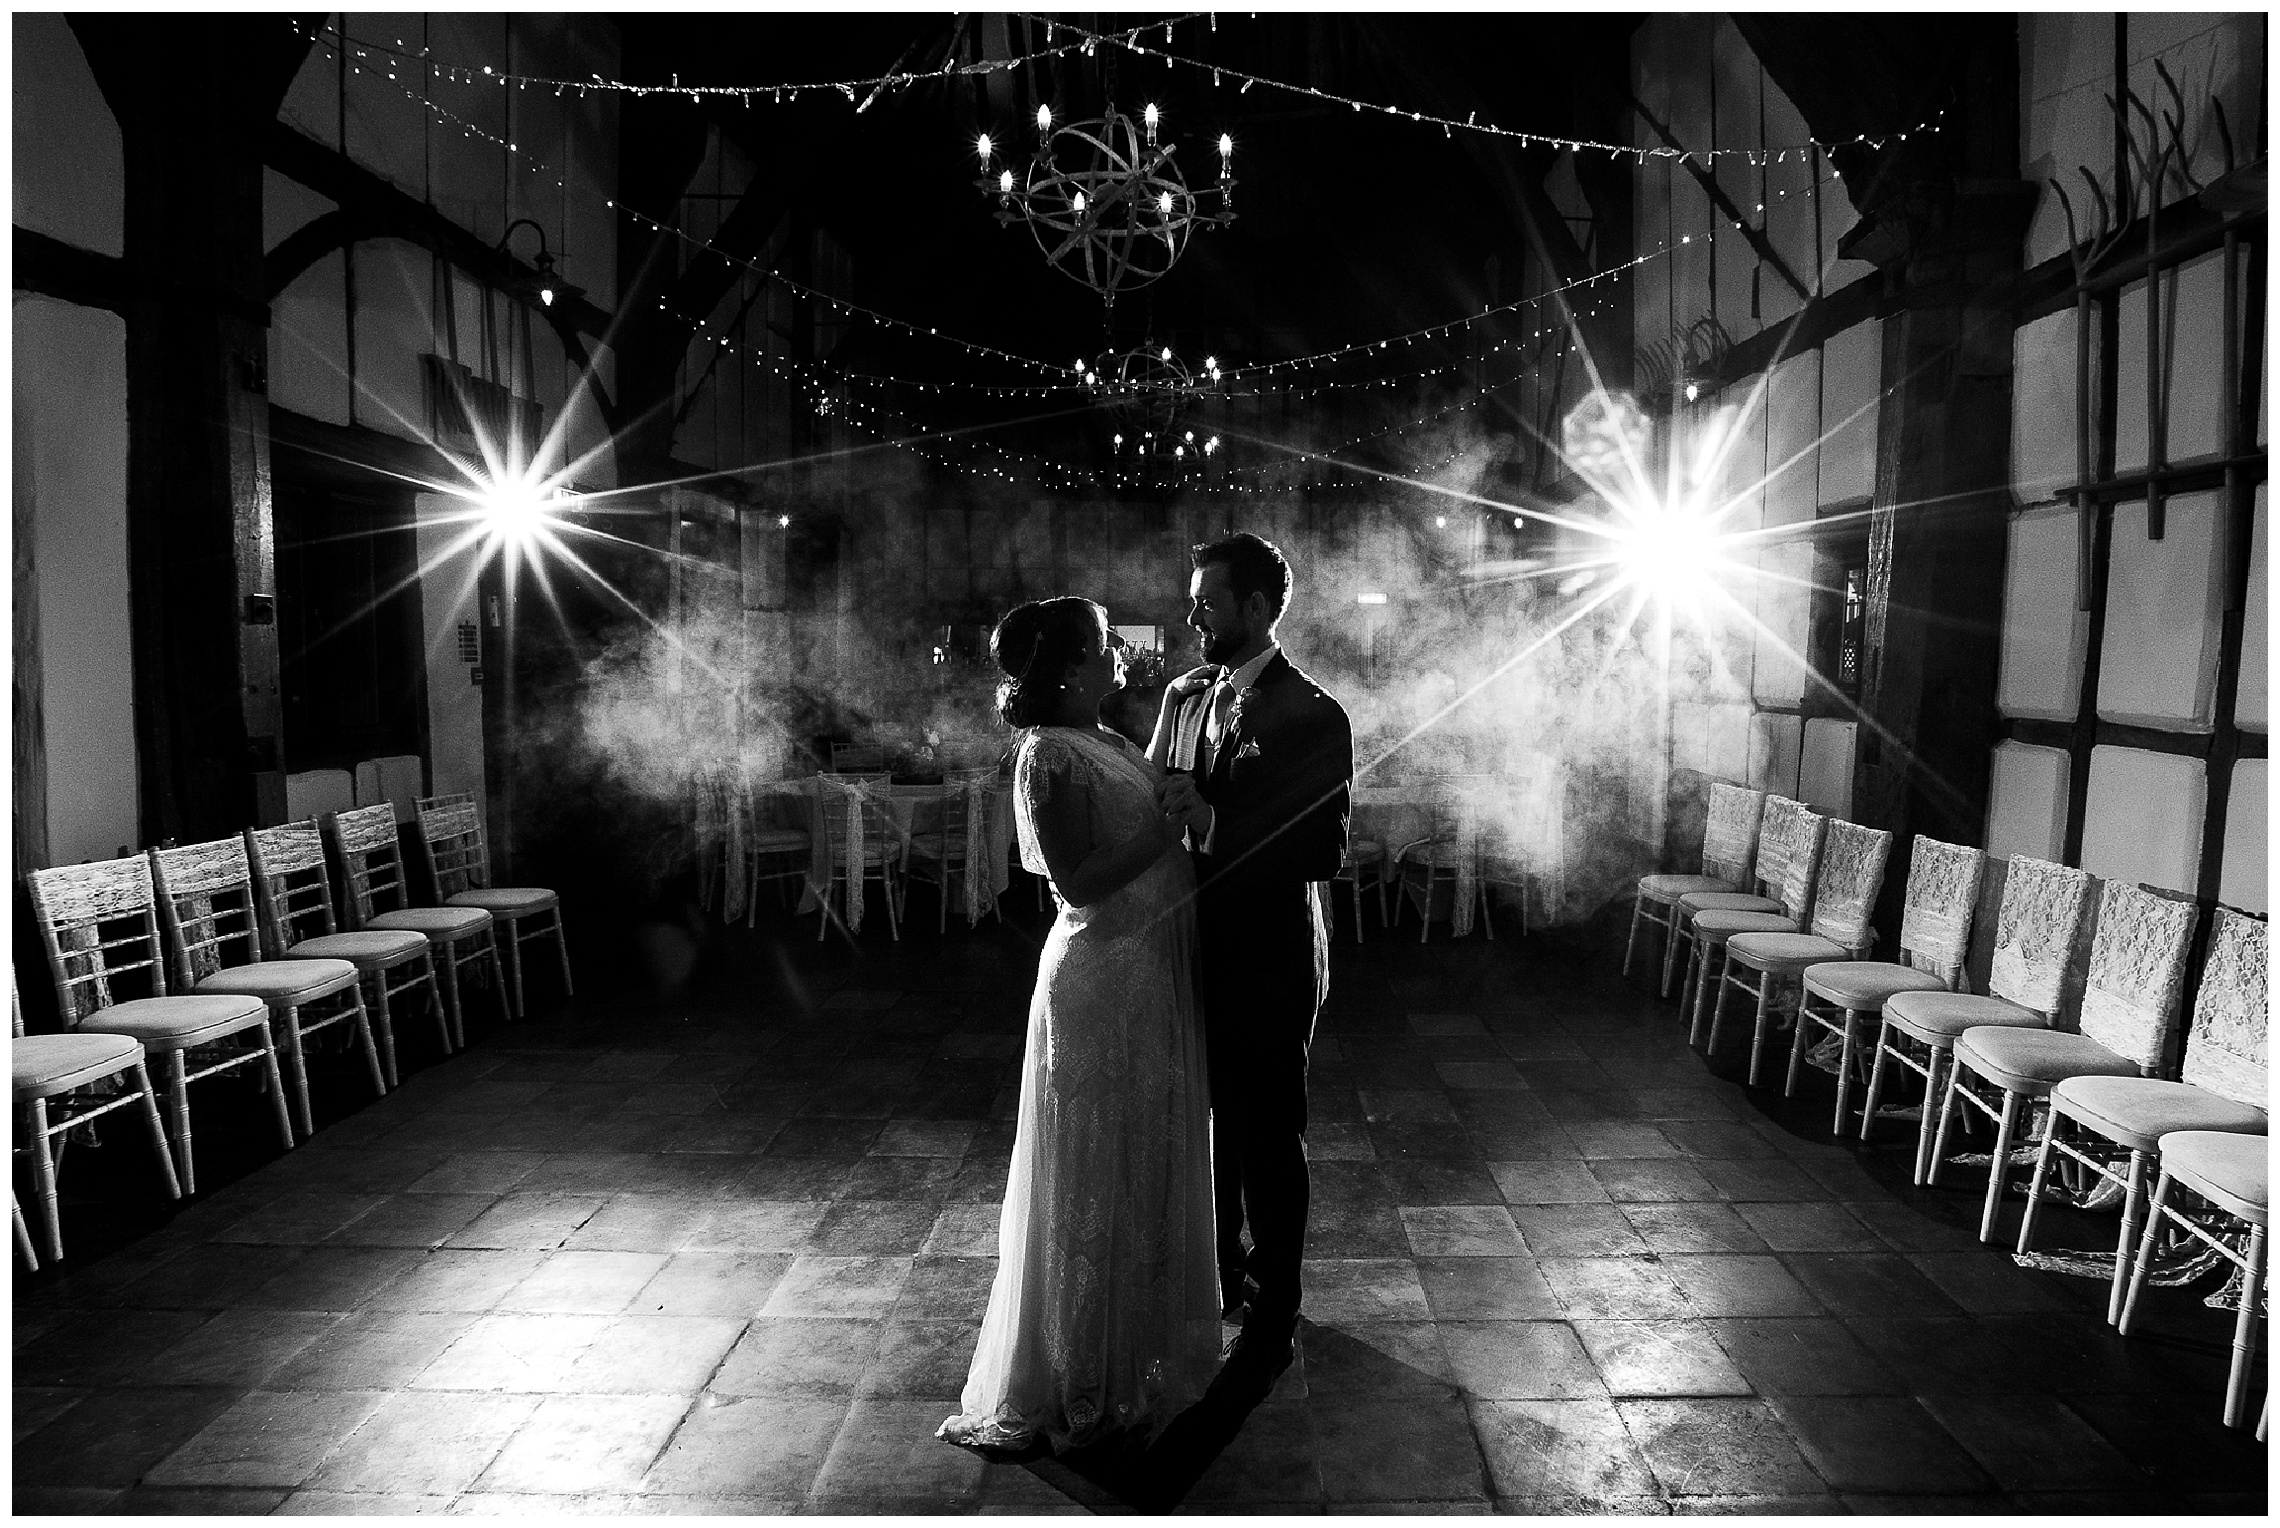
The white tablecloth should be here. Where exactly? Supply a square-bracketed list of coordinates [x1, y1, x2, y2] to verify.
[721, 776, 1017, 928]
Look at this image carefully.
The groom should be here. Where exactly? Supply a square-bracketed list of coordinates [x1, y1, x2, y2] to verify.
[1156, 533, 1352, 1378]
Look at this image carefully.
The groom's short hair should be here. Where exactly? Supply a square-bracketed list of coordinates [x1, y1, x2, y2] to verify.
[1191, 532, 1292, 622]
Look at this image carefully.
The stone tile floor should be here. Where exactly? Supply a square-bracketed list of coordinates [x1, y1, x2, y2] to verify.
[13, 896, 2268, 1515]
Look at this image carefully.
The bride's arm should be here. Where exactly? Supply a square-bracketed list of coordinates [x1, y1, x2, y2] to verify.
[1145, 665, 1217, 765]
[1028, 751, 1178, 909]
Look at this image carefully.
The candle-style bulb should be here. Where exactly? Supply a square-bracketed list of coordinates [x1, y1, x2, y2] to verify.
[1157, 191, 1172, 215]
[1160, 347, 1172, 362]
[1218, 133, 1233, 158]
[1072, 190, 1087, 214]
[976, 133, 992, 162]
[1036, 104, 1052, 132]
[999, 169, 1014, 194]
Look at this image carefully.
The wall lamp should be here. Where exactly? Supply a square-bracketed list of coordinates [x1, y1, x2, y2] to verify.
[498, 218, 576, 309]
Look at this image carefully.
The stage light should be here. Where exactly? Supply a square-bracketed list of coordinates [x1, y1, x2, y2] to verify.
[1611, 499, 1722, 602]
[471, 475, 567, 550]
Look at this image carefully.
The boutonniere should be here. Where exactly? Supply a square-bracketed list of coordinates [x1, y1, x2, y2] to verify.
[1235, 738, 1263, 762]
[1227, 691, 1252, 732]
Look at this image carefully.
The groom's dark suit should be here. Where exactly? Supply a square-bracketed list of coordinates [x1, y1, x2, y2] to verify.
[1173, 651, 1352, 1331]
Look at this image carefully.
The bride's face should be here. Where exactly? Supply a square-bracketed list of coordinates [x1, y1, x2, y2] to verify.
[1071, 616, 1126, 701]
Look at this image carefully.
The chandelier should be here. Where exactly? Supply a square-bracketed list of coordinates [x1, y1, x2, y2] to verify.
[976, 103, 1235, 309]
[1091, 344, 1223, 479]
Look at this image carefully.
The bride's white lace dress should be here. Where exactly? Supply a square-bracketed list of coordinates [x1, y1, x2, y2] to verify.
[937, 725, 1221, 1451]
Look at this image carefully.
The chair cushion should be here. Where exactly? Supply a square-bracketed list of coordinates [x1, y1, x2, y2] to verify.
[448, 887, 559, 916]
[1726, 933, 1848, 972]
[13, 1032, 144, 1098]
[367, 906, 493, 940]
[195, 959, 360, 1003]
[288, 930, 428, 966]
[1884, 990, 2043, 1046]
[2157, 1130, 2270, 1224]
[1345, 839, 1385, 864]
[1399, 843, 1471, 868]
[1804, 961, 1948, 1011]
[2052, 1076, 2270, 1154]
[746, 829, 810, 855]
[72, 995, 267, 1049]
[1682, 891, 1783, 915]
[1955, 1027, 2139, 1096]
[1640, 874, 1730, 902]
[1690, 912, 1797, 942]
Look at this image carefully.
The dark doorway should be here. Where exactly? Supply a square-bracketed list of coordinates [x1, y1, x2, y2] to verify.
[273, 481, 429, 772]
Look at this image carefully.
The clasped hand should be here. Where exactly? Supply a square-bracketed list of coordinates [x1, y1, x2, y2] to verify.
[1156, 772, 1213, 839]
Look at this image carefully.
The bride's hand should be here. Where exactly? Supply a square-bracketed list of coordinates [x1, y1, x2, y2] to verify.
[1163, 665, 1218, 702]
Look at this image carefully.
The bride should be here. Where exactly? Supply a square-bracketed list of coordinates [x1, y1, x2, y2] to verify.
[938, 597, 1222, 1452]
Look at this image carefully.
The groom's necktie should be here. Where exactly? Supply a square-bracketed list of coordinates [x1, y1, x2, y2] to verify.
[1201, 674, 1233, 774]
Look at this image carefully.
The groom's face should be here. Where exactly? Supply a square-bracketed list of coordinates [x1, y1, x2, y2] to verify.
[1187, 563, 1259, 668]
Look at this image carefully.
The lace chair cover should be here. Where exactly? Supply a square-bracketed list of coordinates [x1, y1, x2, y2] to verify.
[2180, 908, 2269, 1108]
[818, 774, 893, 934]
[948, 766, 1000, 927]
[1404, 776, 1485, 937]
[1987, 856, 2093, 1015]
[1806, 821, 1892, 952]
[1753, 796, 1805, 898]
[1773, 809, 1825, 925]
[1896, 837, 1986, 981]
[1702, 783, 1765, 886]
[2076, 881, 2197, 1072]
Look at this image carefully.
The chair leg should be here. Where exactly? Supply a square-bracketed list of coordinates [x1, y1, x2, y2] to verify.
[488, 930, 513, 1023]
[1351, 877, 1365, 945]
[2107, 1149, 2150, 1326]
[1830, 1008, 1861, 1135]
[1481, 884, 1495, 941]
[2226, 1225, 2266, 1428]
[1623, 896, 1644, 975]
[256, 1020, 294, 1151]
[503, 916, 528, 1015]
[2119, 1167, 2173, 1335]
[2016, 1117, 2062, 1257]
[164, 1049, 196, 1195]
[1785, 994, 1816, 1098]
[367, 972, 400, 1089]
[1661, 909, 1686, 999]
[1861, 1024, 1894, 1145]
[279, 1008, 316, 1138]
[11, 1192, 35, 1272]
[551, 908, 574, 998]
[1746, 970, 1776, 1085]
[1924, 1052, 1960, 1188]
[1978, 1088, 2023, 1243]
[1706, 949, 1740, 1055]
[438, 943, 467, 1051]
[423, 954, 453, 1055]
[27, 1097, 64, 1263]
[130, 1062, 183, 1200]
[347, 986, 388, 1101]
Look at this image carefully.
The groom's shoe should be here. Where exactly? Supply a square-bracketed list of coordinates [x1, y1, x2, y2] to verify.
[1224, 1308, 1298, 1382]
[1221, 1273, 1259, 1321]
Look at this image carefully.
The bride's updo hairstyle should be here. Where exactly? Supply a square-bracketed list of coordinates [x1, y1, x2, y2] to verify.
[992, 597, 1102, 728]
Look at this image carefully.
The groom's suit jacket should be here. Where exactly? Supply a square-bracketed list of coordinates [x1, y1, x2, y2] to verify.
[1170, 652, 1353, 1008]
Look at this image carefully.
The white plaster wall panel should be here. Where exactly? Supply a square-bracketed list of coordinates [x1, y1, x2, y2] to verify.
[1711, 19, 1762, 343]
[1762, 350, 1821, 529]
[1707, 700, 1753, 788]
[269, 250, 353, 428]
[2080, 745, 2207, 894]
[1748, 711, 1802, 799]
[428, 14, 511, 248]
[1751, 540, 1814, 707]
[2236, 484, 2267, 731]
[1760, 81, 1815, 312]
[2114, 253, 2230, 475]
[2020, 13, 2113, 267]
[351, 241, 435, 448]
[341, 15, 431, 201]
[1816, 163, 1877, 295]
[1673, 702, 1717, 778]
[561, 338, 618, 491]
[2010, 308, 2085, 503]
[278, 27, 345, 151]
[2127, 14, 2261, 195]
[1817, 319, 1883, 507]
[1799, 718, 1857, 819]
[16, 298, 139, 863]
[414, 493, 488, 804]
[2097, 493, 2224, 731]
[13, 15, 123, 257]
[2219, 759, 2267, 915]
[1634, 161, 1672, 357]
[1996, 502, 2088, 722]
[1985, 741, 2070, 864]
[1714, 385, 1768, 534]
